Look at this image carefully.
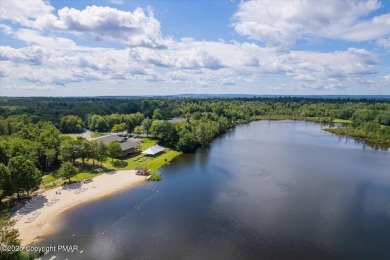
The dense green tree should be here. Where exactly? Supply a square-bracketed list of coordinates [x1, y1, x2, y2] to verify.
[96, 141, 108, 166]
[176, 132, 198, 153]
[8, 156, 41, 199]
[105, 113, 121, 128]
[142, 117, 152, 137]
[192, 119, 218, 148]
[12, 121, 61, 171]
[111, 123, 126, 135]
[378, 112, 390, 126]
[351, 109, 378, 128]
[44, 148, 57, 171]
[0, 214, 21, 260]
[0, 138, 7, 164]
[150, 120, 178, 146]
[0, 114, 31, 135]
[133, 125, 143, 135]
[58, 161, 78, 183]
[90, 141, 98, 167]
[1, 97, 389, 153]
[76, 137, 91, 166]
[87, 115, 109, 132]
[3, 137, 37, 165]
[35, 122, 61, 171]
[152, 108, 163, 120]
[95, 117, 109, 132]
[107, 142, 122, 161]
[60, 115, 84, 133]
[90, 140, 108, 167]
[122, 113, 144, 134]
[0, 163, 12, 198]
[59, 138, 78, 164]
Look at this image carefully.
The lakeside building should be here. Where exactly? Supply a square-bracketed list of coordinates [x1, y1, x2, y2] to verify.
[95, 134, 143, 157]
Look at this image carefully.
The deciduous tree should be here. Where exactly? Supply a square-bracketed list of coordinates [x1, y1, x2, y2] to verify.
[60, 115, 84, 133]
[0, 163, 12, 198]
[8, 156, 41, 199]
[142, 117, 152, 137]
[107, 142, 122, 161]
[0, 214, 21, 259]
[58, 161, 78, 183]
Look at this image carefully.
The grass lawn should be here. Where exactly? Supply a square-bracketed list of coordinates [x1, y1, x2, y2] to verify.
[333, 118, 352, 124]
[139, 138, 157, 150]
[41, 138, 182, 189]
[103, 138, 182, 172]
[71, 172, 105, 182]
[90, 132, 110, 138]
[41, 167, 106, 188]
[42, 175, 58, 185]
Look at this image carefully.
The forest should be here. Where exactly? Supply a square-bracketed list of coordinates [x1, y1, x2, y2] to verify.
[1, 96, 389, 259]
[0, 96, 389, 200]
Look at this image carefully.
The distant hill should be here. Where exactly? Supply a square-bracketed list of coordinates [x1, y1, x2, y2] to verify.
[159, 94, 390, 100]
[94, 94, 390, 100]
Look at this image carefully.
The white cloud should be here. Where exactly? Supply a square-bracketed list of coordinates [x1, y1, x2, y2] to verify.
[0, 0, 388, 94]
[35, 6, 167, 48]
[13, 29, 76, 49]
[106, 0, 124, 4]
[338, 13, 390, 41]
[383, 74, 390, 82]
[3, 84, 54, 91]
[233, 0, 390, 46]
[0, 40, 380, 91]
[0, 24, 13, 35]
[0, 0, 53, 26]
[377, 38, 390, 49]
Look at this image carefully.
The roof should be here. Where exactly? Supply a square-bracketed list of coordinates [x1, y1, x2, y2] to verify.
[142, 144, 166, 155]
[95, 134, 125, 145]
[128, 137, 143, 144]
[119, 141, 138, 151]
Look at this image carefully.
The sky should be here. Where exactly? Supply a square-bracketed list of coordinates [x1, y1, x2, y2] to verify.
[0, 0, 390, 96]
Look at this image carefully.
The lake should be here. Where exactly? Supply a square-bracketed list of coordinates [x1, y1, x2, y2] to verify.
[39, 120, 390, 259]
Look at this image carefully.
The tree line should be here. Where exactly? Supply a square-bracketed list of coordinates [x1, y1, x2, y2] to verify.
[0, 97, 389, 200]
[0, 96, 388, 259]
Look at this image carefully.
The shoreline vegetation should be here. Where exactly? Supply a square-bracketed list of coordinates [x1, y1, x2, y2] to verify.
[0, 96, 389, 258]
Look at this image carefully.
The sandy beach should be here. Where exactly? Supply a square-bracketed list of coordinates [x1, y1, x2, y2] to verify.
[12, 170, 147, 246]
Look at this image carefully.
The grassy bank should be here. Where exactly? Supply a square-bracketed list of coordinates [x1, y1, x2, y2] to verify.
[332, 119, 352, 124]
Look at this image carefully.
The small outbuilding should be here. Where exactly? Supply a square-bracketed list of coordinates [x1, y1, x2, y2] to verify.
[135, 167, 150, 176]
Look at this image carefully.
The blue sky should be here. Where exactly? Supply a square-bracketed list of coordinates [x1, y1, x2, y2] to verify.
[0, 0, 389, 96]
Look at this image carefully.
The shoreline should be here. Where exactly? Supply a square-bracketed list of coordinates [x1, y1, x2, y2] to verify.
[12, 170, 147, 246]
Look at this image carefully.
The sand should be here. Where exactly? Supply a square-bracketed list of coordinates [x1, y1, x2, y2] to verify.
[12, 170, 147, 246]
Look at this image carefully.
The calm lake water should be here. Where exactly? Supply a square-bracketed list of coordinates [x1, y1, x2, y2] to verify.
[39, 121, 390, 260]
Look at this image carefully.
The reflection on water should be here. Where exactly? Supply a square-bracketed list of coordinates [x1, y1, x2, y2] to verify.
[39, 121, 390, 259]
[324, 122, 389, 151]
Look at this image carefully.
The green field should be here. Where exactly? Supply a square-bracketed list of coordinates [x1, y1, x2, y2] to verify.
[333, 118, 352, 124]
